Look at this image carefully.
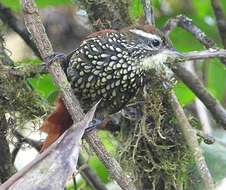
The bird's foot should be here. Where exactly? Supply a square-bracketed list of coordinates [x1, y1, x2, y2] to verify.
[85, 118, 102, 133]
[45, 52, 67, 67]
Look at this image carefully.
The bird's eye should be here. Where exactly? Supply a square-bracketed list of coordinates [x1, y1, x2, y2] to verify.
[152, 39, 161, 47]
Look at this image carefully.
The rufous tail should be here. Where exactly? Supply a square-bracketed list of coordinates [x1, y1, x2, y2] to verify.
[40, 97, 73, 151]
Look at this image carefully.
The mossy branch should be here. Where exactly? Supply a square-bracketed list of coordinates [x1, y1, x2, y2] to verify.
[20, 0, 137, 190]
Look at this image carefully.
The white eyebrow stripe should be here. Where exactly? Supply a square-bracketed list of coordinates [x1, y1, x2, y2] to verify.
[129, 29, 162, 41]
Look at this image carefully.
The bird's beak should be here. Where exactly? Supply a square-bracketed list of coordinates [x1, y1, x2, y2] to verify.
[169, 48, 182, 56]
[158, 48, 182, 59]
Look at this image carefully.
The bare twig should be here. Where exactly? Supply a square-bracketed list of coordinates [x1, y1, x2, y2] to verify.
[142, 5, 214, 190]
[21, 1, 136, 190]
[161, 14, 226, 127]
[0, 3, 41, 59]
[78, 155, 108, 190]
[13, 130, 42, 151]
[211, 0, 226, 48]
[0, 64, 47, 78]
[182, 49, 226, 60]
[0, 115, 16, 183]
[11, 127, 42, 163]
[170, 92, 215, 190]
[171, 50, 226, 129]
[161, 16, 226, 127]
[141, 0, 155, 25]
[162, 15, 215, 48]
[162, 14, 226, 66]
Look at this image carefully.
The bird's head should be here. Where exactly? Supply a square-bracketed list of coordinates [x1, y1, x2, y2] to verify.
[123, 24, 180, 84]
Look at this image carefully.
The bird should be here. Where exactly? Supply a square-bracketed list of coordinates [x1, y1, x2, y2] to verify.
[40, 24, 177, 151]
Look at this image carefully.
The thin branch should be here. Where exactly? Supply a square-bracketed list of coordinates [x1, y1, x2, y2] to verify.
[0, 3, 41, 59]
[161, 15, 226, 127]
[0, 64, 47, 78]
[182, 49, 226, 60]
[13, 130, 42, 151]
[21, 1, 136, 190]
[78, 155, 108, 190]
[211, 0, 226, 48]
[170, 92, 215, 190]
[0, 115, 16, 183]
[162, 14, 226, 66]
[162, 14, 215, 48]
[144, 5, 215, 188]
[141, 0, 155, 25]
[170, 57, 226, 127]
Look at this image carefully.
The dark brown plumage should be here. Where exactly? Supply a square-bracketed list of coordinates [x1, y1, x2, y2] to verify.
[41, 25, 174, 150]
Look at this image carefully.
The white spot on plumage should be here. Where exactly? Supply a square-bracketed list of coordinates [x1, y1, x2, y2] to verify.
[115, 80, 120, 86]
[109, 61, 115, 67]
[79, 71, 84, 76]
[112, 89, 116, 96]
[77, 78, 83, 84]
[92, 47, 99, 52]
[116, 63, 121, 68]
[110, 46, 115, 51]
[111, 56, 118, 61]
[106, 85, 111, 90]
[88, 75, 94, 82]
[117, 53, 123, 58]
[123, 75, 127, 80]
[101, 88, 106, 93]
[101, 77, 107, 83]
[116, 47, 122, 52]
[94, 70, 100, 75]
[97, 61, 104, 65]
[101, 54, 109, 58]
[106, 75, 112, 80]
[130, 72, 135, 78]
[119, 59, 124, 64]
[86, 82, 91, 88]
[77, 58, 82, 62]
[91, 60, 97, 64]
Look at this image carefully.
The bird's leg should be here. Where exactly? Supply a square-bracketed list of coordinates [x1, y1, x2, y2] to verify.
[45, 52, 67, 67]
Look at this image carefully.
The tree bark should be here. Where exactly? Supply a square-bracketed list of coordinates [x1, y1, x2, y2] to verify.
[0, 114, 16, 183]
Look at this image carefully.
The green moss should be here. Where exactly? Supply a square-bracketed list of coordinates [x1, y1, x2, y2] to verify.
[117, 76, 193, 190]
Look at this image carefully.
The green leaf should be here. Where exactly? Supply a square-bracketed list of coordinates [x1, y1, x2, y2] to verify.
[28, 74, 57, 98]
[174, 82, 195, 106]
[47, 90, 60, 104]
[207, 59, 226, 102]
[88, 156, 109, 183]
[129, 0, 143, 21]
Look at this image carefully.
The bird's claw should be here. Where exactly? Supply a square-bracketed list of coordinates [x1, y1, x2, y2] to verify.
[45, 52, 66, 67]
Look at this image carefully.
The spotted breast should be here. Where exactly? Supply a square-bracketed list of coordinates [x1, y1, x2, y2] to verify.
[65, 25, 171, 117]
